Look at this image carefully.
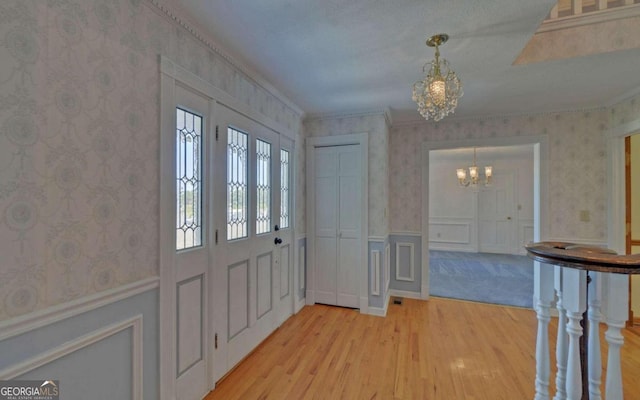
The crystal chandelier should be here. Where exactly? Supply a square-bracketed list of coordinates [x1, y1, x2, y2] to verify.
[456, 148, 492, 187]
[412, 34, 463, 122]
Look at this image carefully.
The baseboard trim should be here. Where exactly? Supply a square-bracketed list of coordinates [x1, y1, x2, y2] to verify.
[389, 289, 424, 300]
[368, 291, 391, 317]
[294, 297, 305, 314]
[0, 314, 143, 399]
[0, 277, 159, 341]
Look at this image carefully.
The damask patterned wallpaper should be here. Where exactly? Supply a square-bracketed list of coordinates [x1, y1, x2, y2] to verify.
[304, 113, 390, 237]
[0, 0, 303, 320]
[390, 109, 613, 241]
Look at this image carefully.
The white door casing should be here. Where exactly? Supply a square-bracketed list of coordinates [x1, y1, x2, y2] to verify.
[313, 145, 362, 307]
[306, 133, 369, 313]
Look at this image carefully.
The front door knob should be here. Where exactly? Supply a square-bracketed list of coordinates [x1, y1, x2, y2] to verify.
[274, 237, 282, 245]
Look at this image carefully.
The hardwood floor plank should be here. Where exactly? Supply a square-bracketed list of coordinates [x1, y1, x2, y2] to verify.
[205, 298, 640, 399]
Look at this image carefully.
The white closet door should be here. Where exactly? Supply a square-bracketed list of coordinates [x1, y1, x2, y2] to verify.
[313, 145, 361, 307]
[314, 147, 339, 305]
[336, 146, 361, 308]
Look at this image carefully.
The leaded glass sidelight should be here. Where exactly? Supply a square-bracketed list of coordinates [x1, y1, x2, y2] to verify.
[256, 139, 271, 235]
[227, 127, 248, 240]
[280, 149, 290, 229]
[176, 108, 203, 251]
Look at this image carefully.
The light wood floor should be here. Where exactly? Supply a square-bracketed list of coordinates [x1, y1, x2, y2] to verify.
[205, 298, 640, 400]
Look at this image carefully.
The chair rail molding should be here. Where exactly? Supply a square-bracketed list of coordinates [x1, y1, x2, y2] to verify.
[0, 277, 159, 342]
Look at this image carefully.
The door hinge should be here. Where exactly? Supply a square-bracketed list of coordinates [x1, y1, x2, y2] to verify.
[215, 229, 218, 244]
[215, 125, 219, 141]
[215, 333, 218, 349]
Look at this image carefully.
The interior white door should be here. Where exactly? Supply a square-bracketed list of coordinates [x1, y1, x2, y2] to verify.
[313, 145, 361, 307]
[212, 105, 284, 381]
[478, 172, 516, 254]
[172, 84, 211, 400]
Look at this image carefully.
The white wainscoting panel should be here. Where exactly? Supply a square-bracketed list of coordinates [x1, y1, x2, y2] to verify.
[371, 250, 381, 296]
[395, 242, 415, 282]
[299, 243, 306, 291]
[177, 275, 203, 377]
[385, 243, 391, 292]
[0, 315, 143, 400]
[428, 220, 472, 244]
[280, 244, 290, 299]
[519, 219, 535, 254]
[228, 260, 249, 339]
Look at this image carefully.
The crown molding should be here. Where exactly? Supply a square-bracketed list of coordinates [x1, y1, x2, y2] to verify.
[390, 104, 611, 128]
[145, 0, 305, 118]
[604, 85, 640, 109]
[305, 108, 392, 125]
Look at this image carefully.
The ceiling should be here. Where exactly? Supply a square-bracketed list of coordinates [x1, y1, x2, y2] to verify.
[175, 0, 640, 122]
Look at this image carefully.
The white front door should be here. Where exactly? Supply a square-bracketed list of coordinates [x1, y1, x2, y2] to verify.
[478, 171, 516, 254]
[276, 135, 294, 325]
[164, 83, 212, 400]
[313, 145, 361, 308]
[212, 105, 290, 381]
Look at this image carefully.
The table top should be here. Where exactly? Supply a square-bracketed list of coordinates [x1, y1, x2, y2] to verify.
[525, 241, 640, 274]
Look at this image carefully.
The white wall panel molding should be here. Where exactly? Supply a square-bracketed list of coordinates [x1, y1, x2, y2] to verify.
[390, 231, 422, 237]
[0, 315, 144, 400]
[518, 220, 535, 254]
[371, 250, 381, 296]
[395, 242, 415, 282]
[385, 243, 391, 292]
[368, 236, 387, 243]
[428, 220, 472, 244]
[0, 277, 158, 342]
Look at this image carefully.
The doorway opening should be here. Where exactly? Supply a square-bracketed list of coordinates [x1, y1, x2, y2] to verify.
[422, 136, 547, 306]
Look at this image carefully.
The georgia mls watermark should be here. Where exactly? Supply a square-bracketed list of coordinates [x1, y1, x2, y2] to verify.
[0, 380, 59, 400]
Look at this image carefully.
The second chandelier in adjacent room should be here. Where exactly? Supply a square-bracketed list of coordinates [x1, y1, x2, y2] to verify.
[456, 147, 492, 188]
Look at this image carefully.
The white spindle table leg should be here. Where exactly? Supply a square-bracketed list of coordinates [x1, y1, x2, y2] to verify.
[604, 273, 629, 399]
[534, 262, 555, 400]
[587, 272, 602, 400]
[535, 300, 551, 400]
[553, 288, 568, 400]
[562, 268, 586, 400]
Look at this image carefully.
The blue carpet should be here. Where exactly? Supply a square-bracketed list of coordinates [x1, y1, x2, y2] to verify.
[429, 250, 534, 308]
